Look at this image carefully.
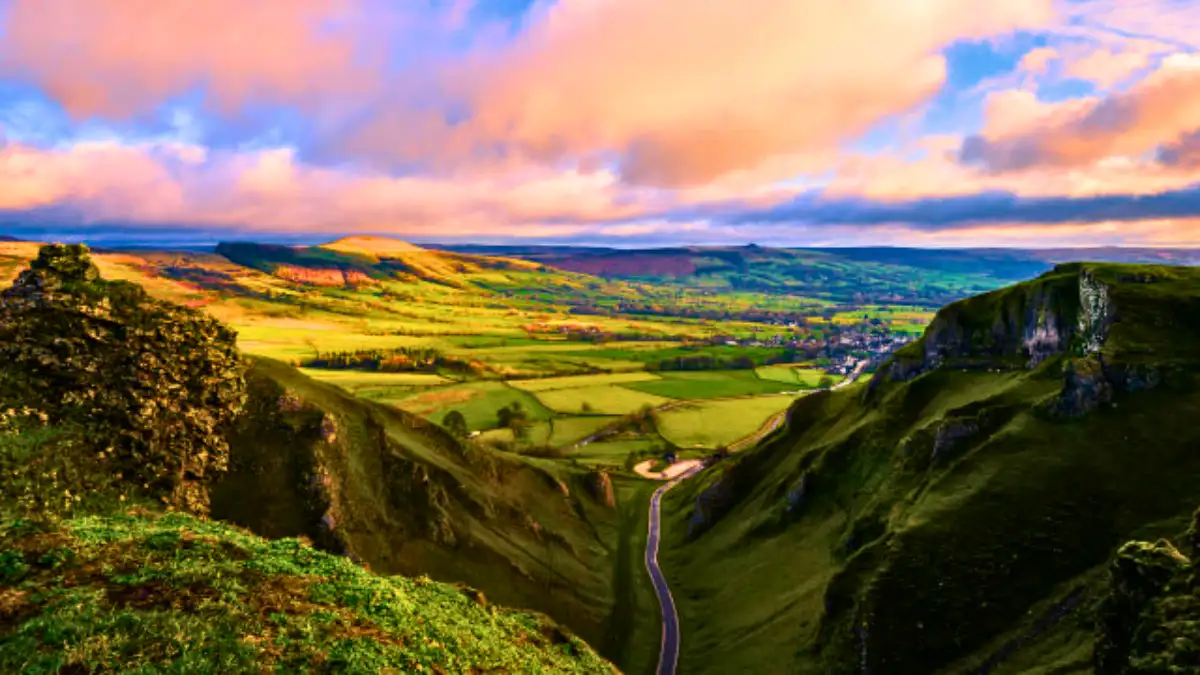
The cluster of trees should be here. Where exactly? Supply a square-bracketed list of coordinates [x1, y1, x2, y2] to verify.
[303, 347, 444, 372]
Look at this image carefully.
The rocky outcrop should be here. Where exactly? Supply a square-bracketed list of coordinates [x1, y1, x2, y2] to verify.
[1095, 538, 1198, 674]
[586, 470, 615, 508]
[872, 266, 1116, 390]
[273, 265, 375, 287]
[687, 476, 737, 539]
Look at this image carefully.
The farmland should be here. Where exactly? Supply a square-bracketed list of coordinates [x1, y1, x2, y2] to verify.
[655, 396, 798, 449]
[0, 238, 922, 452]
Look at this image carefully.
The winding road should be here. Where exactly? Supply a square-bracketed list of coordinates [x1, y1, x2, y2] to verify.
[641, 359, 871, 674]
[645, 463, 702, 675]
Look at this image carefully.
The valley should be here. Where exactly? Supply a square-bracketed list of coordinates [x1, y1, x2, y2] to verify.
[3, 238, 1200, 674]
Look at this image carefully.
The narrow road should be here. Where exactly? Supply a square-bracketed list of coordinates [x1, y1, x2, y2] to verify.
[642, 359, 871, 673]
[645, 463, 702, 675]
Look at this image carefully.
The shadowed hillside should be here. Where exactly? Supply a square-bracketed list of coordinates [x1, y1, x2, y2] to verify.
[660, 262, 1200, 674]
[212, 355, 627, 651]
[0, 244, 619, 672]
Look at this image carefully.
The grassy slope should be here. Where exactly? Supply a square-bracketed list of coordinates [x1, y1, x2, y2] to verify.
[660, 263, 1200, 674]
[211, 358, 622, 647]
[656, 396, 797, 449]
[0, 512, 613, 673]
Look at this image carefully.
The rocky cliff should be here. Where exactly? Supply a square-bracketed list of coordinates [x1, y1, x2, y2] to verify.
[663, 262, 1200, 675]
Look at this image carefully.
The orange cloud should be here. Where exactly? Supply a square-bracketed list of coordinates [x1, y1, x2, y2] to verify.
[1062, 45, 1154, 87]
[0, 140, 656, 236]
[346, 0, 1053, 187]
[962, 53, 1200, 172]
[0, 0, 383, 118]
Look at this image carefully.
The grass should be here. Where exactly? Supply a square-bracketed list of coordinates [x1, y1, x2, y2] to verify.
[509, 371, 661, 392]
[299, 369, 451, 388]
[0, 511, 612, 673]
[654, 264, 1200, 674]
[533, 385, 674, 416]
[655, 396, 798, 449]
[755, 365, 840, 387]
[624, 370, 797, 399]
[389, 381, 554, 431]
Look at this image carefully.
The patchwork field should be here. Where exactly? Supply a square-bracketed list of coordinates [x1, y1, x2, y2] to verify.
[754, 365, 842, 387]
[533, 384, 674, 415]
[624, 370, 798, 399]
[655, 396, 798, 449]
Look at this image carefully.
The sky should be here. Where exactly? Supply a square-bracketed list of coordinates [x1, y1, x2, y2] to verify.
[1, 0, 1199, 248]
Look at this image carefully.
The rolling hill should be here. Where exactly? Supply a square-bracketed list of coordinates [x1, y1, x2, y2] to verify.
[438, 243, 1200, 306]
[0, 244, 629, 672]
[659, 262, 1200, 674]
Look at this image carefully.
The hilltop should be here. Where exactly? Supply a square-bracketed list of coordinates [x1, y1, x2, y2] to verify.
[216, 237, 543, 289]
[659, 262, 1200, 674]
[440, 243, 1200, 306]
[0, 245, 617, 672]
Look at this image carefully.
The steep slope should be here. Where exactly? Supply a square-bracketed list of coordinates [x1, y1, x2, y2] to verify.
[212, 356, 625, 653]
[0, 245, 618, 673]
[660, 263, 1200, 674]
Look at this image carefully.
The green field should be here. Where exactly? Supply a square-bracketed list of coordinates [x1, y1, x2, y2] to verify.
[510, 371, 661, 392]
[300, 368, 451, 389]
[655, 396, 798, 449]
[391, 381, 553, 431]
[534, 384, 674, 415]
[624, 370, 797, 399]
[754, 365, 841, 387]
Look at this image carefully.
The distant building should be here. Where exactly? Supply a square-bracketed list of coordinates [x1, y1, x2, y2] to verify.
[663, 451, 678, 465]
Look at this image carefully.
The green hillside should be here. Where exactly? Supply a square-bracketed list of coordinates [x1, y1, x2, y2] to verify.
[659, 262, 1200, 674]
[0, 512, 612, 673]
[0, 244, 621, 673]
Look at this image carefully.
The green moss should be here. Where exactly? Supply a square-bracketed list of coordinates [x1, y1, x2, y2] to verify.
[0, 512, 612, 673]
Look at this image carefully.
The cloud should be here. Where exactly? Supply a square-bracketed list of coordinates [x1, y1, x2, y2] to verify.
[1159, 130, 1200, 168]
[0, 138, 667, 236]
[710, 185, 1200, 230]
[0, 0, 388, 118]
[343, 0, 1054, 187]
[960, 53, 1200, 172]
[1018, 47, 1061, 75]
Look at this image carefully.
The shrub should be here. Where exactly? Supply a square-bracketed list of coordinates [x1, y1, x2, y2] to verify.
[0, 244, 247, 514]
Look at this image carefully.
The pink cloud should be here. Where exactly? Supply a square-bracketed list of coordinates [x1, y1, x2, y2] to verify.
[0, 139, 661, 236]
[1061, 45, 1155, 87]
[346, 0, 1054, 187]
[0, 0, 389, 118]
[962, 54, 1200, 172]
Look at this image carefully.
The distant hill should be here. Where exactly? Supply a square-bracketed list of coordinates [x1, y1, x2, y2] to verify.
[662, 262, 1200, 673]
[437, 243, 1200, 306]
[0, 235, 19, 242]
[215, 237, 547, 289]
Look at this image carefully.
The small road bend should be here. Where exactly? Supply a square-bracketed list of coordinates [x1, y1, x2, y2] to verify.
[645, 464, 701, 675]
[642, 359, 870, 674]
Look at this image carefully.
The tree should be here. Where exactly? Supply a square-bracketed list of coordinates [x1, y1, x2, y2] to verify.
[442, 410, 468, 438]
[581, 401, 594, 413]
[818, 374, 836, 389]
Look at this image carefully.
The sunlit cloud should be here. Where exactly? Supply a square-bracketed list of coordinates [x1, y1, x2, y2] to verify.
[0, 0, 1197, 247]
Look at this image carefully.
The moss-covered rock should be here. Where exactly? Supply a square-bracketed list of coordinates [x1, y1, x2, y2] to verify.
[0, 244, 246, 514]
[1096, 537, 1200, 674]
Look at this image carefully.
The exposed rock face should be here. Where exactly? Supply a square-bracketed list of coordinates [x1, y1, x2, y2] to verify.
[1095, 538, 1199, 674]
[587, 470, 615, 508]
[273, 265, 375, 287]
[1050, 356, 1114, 418]
[1079, 269, 1114, 354]
[873, 266, 1115, 391]
[687, 476, 736, 539]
